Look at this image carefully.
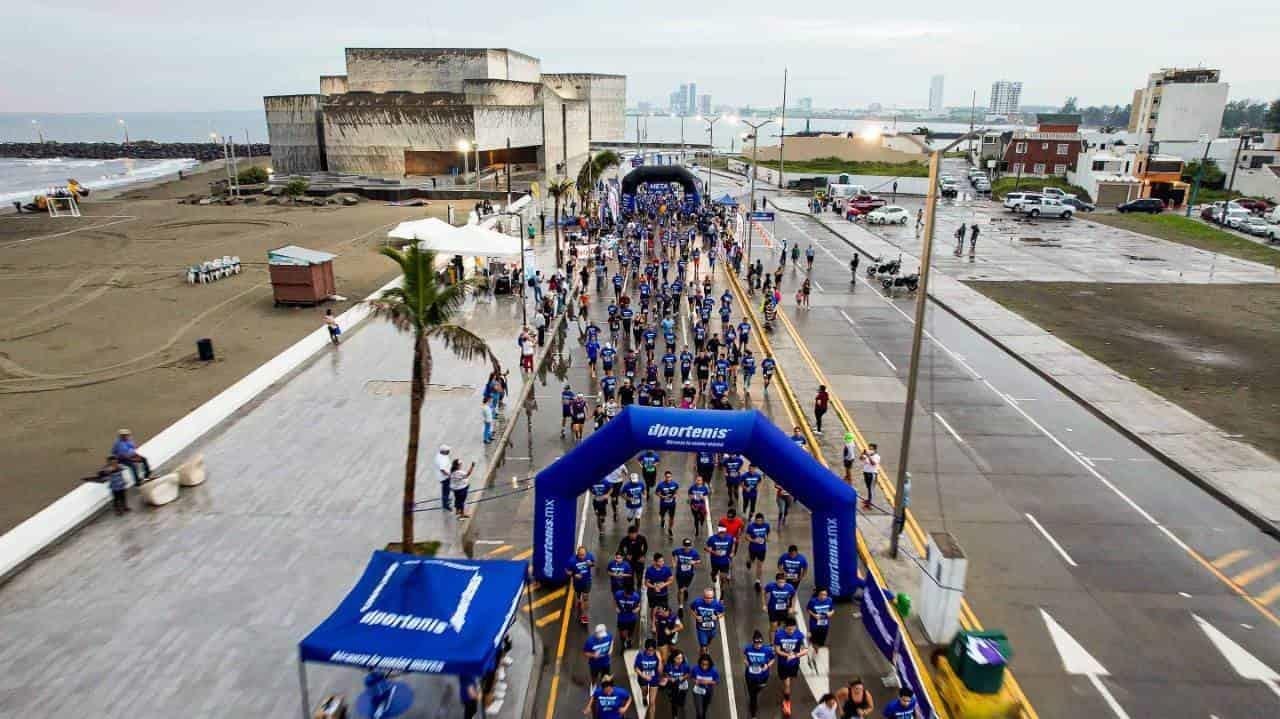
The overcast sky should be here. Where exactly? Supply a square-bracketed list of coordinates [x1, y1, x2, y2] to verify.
[3, 1, 1276, 113]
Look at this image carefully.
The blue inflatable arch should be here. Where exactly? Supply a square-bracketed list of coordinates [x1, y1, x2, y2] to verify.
[533, 407, 860, 599]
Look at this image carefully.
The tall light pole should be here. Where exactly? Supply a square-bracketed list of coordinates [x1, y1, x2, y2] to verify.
[697, 114, 735, 204]
[777, 68, 788, 188]
[889, 130, 983, 559]
[118, 119, 130, 145]
[1226, 129, 1252, 195]
[740, 118, 773, 266]
[679, 113, 686, 164]
[1186, 133, 1212, 217]
[31, 120, 44, 144]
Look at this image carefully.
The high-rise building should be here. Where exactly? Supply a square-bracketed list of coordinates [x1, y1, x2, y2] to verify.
[697, 94, 711, 116]
[671, 84, 689, 114]
[929, 75, 945, 114]
[687, 82, 697, 115]
[1128, 68, 1228, 150]
[988, 80, 1022, 115]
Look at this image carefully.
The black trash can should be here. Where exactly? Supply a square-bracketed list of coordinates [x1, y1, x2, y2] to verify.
[196, 338, 215, 361]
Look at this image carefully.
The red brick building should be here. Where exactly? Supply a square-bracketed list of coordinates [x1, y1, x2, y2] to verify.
[997, 113, 1086, 178]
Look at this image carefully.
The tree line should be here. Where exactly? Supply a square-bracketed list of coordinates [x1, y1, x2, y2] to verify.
[1059, 97, 1280, 133]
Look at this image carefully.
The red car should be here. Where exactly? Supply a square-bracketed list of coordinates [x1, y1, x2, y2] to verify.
[845, 194, 886, 218]
[1233, 198, 1273, 214]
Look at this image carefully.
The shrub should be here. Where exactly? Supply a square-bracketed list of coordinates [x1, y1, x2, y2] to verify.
[284, 178, 309, 199]
[237, 165, 269, 185]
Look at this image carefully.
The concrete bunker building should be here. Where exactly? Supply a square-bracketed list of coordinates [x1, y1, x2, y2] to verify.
[264, 48, 625, 183]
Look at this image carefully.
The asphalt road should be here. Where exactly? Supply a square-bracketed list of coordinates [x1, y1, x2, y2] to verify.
[755, 205, 1280, 718]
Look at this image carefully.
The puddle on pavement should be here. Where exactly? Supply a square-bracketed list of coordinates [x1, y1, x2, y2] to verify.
[364, 380, 476, 397]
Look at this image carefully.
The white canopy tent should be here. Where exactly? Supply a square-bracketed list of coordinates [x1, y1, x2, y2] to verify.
[386, 218, 520, 257]
[387, 217, 456, 243]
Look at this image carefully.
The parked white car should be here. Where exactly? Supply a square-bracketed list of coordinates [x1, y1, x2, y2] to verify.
[1016, 196, 1074, 219]
[1040, 187, 1078, 201]
[1240, 216, 1272, 236]
[1003, 192, 1043, 211]
[867, 206, 909, 225]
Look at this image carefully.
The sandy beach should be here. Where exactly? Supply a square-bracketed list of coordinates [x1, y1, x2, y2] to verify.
[0, 161, 473, 532]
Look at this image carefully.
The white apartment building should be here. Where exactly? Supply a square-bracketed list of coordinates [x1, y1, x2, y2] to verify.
[1128, 68, 1228, 152]
[988, 81, 1022, 115]
[929, 75, 945, 114]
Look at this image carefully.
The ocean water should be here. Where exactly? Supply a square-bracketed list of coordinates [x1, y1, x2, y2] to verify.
[0, 157, 200, 205]
[1, 111, 267, 144]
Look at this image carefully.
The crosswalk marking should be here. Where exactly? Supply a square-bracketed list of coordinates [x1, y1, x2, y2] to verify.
[1233, 559, 1280, 588]
[484, 544, 514, 557]
[1257, 584, 1280, 606]
[536, 611, 563, 628]
[512, 548, 534, 561]
[1212, 549, 1251, 570]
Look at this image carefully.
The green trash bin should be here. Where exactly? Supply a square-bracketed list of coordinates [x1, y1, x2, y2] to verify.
[947, 630, 1012, 695]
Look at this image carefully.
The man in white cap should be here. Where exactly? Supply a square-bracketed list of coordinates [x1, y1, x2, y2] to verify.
[436, 444, 453, 512]
[111, 429, 150, 486]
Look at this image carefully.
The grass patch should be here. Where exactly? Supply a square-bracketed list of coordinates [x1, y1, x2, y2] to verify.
[750, 156, 930, 177]
[1088, 213, 1279, 269]
[990, 176, 1092, 202]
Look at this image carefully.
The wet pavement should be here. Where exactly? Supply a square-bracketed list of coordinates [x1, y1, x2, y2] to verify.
[745, 205, 1280, 718]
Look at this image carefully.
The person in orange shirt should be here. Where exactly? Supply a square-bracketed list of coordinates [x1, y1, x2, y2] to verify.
[717, 507, 746, 556]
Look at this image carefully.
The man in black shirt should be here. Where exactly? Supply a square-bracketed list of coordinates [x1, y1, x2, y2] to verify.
[620, 380, 636, 406]
[618, 525, 649, 582]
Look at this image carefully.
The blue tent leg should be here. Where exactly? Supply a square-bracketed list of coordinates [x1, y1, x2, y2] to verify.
[298, 659, 311, 719]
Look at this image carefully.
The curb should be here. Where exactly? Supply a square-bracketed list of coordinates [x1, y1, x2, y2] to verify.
[780, 203, 1280, 539]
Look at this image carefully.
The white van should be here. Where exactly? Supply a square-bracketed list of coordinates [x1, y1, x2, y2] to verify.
[827, 183, 868, 210]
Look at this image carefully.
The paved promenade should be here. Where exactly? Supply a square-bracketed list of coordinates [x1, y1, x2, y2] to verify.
[0, 256, 551, 718]
[773, 194, 1280, 532]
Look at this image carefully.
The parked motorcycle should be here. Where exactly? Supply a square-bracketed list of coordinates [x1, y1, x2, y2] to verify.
[881, 271, 919, 297]
[867, 255, 902, 282]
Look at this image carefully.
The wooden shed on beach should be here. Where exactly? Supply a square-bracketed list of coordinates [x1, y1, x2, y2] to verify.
[268, 245, 337, 306]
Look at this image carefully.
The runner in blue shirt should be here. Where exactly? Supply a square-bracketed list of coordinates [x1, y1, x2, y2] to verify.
[601, 373, 618, 402]
[705, 526, 735, 586]
[607, 551, 634, 593]
[601, 343, 617, 373]
[693, 323, 707, 352]
[645, 553, 675, 611]
[633, 640, 663, 710]
[622, 472, 646, 523]
[741, 466, 763, 518]
[662, 649, 693, 716]
[719, 303, 732, 326]
[709, 377, 729, 409]
[656, 471, 680, 538]
[642, 327, 658, 362]
[613, 585, 642, 649]
[763, 572, 797, 633]
[721, 453, 744, 506]
[671, 537, 701, 608]
[612, 272, 624, 300]
[738, 319, 751, 349]
[883, 688, 917, 719]
[585, 677, 630, 718]
[774, 618, 808, 717]
[741, 348, 757, 395]
[560, 383, 575, 438]
[638, 450, 660, 497]
[661, 350, 677, 388]
[566, 546, 595, 625]
[778, 545, 809, 587]
[743, 631, 777, 719]
[586, 338, 601, 378]
[744, 512, 771, 590]
[806, 587, 835, 666]
[623, 350, 638, 379]
[690, 654, 720, 717]
[689, 588, 726, 655]
[790, 426, 807, 449]
[761, 355, 777, 394]
[591, 480, 613, 537]
[620, 305, 634, 337]
[679, 346, 694, 384]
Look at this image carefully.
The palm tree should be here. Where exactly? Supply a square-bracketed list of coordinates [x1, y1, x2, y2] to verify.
[547, 178, 575, 268]
[576, 150, 622, 216]
[366, 245, 496, 552]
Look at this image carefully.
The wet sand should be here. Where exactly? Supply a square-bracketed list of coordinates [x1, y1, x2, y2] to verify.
[0, 162, 471, 531]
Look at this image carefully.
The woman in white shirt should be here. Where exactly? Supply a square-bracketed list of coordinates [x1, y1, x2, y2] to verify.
[449, 459, 476, 519]
[811, 692, 839, 719]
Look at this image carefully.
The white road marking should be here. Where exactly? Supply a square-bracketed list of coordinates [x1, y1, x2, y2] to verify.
[1040, 609, 1131, 719]
[1025, 513, 1078, 567]
[706, 515, 740, 719]
[0, 215, 137, 249]
[811, 280, 825, 293]
[1193, 613, 1280, 691]
[877, 352, 897, 371]
[622, 648, 647, 714]
[933, 412, 964, 444]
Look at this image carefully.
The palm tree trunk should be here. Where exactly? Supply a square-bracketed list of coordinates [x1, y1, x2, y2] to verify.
[554, 197, 563, 268]
[403, 330, 429, 552]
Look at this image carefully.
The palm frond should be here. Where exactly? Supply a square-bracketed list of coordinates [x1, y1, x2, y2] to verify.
[427, 324, 494, 366]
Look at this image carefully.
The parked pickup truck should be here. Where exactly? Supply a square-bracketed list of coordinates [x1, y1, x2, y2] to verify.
[1040, 187, 1077, 201]
[1014, 196, 1075, 219]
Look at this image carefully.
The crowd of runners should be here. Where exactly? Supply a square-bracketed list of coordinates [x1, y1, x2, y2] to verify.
[548, 184, 911, 719]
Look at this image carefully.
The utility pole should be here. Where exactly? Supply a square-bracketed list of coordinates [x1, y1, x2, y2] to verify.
[699, 115, 728, 206]
[778, 68, 788, 189]
[741, 118, 773, 267]
[561, 103, 569, 179]
[1186, 134, 1213, 216]
[890, 131, 982, 559]
[1227, 131, 1250, 194]
[244, 128, 253, 161]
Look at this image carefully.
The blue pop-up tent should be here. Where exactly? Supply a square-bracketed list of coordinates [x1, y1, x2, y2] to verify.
[714, 193, 739, 206]
[297, 552, 529, 718]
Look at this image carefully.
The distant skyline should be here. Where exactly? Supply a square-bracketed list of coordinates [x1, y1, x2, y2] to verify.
[2, 1, 1275, 113]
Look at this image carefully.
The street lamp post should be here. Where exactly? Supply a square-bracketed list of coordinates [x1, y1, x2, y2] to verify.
[889, 130, 983, 559]
[697, 114, 735, 205]
[740, 118, 773, 267]
[1186, 133, 1213, 217]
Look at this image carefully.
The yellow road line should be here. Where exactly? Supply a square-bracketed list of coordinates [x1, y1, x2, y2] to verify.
[543, 575, 576, 719]
[1212, 549, 1251, 570]
[766, 280, 1038, 719]
[536, 611, 564, 628]
[1232, 559, 1280, 587]
[525, 587, 569, 611]
[512, 548, 533, 561]
[723, 265, 956, 719]
[484, 544, 515, 557]
[1256, 584, 1280, 606]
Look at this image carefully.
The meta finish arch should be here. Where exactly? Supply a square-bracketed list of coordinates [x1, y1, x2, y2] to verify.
[620, 165, 702, 210]
[533, 407, 860, 599]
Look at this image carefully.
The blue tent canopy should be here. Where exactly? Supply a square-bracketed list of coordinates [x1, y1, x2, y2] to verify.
[714, 193, 739, 206]
[299, 552, 528, 679]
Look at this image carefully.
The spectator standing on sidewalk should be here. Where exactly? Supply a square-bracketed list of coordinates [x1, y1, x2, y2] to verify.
[969, 224, 980, 257]
[954, 223, 967, 256]
[450, 458, 477, 519]
[481, 397, 494, 444]
[436, 444, 453, 512]
[841, 432, 857, 482]
[915, 208, 924, 235]
[534, 310, 547, 346]
[99, 455, 130, 515]
[859, 444, 880, 510]
[813, 385, 830, 434]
